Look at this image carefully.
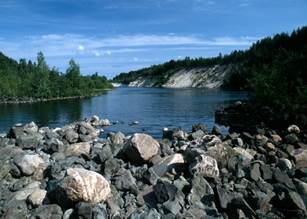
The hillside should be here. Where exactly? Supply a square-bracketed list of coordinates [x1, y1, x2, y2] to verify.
[113, 26, 307, 91]
[127, 65, 232, 88]
[0, 52, 112, 101]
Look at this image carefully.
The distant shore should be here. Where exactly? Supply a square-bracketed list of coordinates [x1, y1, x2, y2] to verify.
[0, 89, 112, 105]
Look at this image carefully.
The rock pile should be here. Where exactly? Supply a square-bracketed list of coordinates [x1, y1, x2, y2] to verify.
[0, 115, 306, 218]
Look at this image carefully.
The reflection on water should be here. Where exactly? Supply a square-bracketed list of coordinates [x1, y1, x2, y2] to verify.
[0, 88, 248, 138]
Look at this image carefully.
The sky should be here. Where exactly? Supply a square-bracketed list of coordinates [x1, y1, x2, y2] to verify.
[0, 0, 306, 78]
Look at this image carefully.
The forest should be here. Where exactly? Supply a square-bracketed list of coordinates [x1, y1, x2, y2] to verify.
[0, 52, 112, 100]
[113, 26, 307, 116]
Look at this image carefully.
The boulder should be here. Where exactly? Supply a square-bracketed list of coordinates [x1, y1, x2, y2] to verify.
[101, 119, 111, 126]
[233, 147, 254, 165]
[45, 138, 65, 154]
[109, 132, 125, 145]
[113, 169, 138, 193]
[57, 168, 111, 205]
[287, 191, 306, 212]
[287, 125, 300, 134]
[75, 202, 93, 219]
[189, 154, 219, 178]
[65, 142, 91, 157]
[153, 180, 178, 203]
[16, 133, 43, 149]
[89, 115, 101, 126]
[27, 189, 47, 207]
[13, 154, 47, 176]
[250, 163, 261, 181]
[148, 153, 185, 184]
[64, 129, 79, 143]
[30, 204, 63, 219]
[123, 133, 160, 164]
[291, 149, 307, 168]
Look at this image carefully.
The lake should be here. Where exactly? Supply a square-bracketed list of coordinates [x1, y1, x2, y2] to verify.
[0, 87, 247, 138]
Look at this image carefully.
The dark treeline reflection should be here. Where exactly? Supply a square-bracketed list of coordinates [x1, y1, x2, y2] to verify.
[0, 98, 84, 131]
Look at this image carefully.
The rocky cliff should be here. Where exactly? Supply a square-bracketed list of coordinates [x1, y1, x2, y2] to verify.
[128, 65, 232, 88]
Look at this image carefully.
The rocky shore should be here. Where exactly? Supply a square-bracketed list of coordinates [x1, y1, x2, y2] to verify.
[0, 115, 306, 218]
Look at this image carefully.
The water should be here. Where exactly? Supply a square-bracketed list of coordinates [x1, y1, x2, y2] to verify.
[0, 87, 247, 138]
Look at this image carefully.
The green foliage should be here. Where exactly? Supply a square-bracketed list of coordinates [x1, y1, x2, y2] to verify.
[0, 52, 112, 99]
[113, 26, 307, 115]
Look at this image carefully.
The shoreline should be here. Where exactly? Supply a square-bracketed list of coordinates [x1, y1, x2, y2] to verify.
[0, 89, 113, 105]
[0, 115, 306, 218]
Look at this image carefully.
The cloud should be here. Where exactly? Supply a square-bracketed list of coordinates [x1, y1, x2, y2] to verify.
[77, 45, 85, 51]
[0, 33, 259, 76]
[1, 33, 258, 59]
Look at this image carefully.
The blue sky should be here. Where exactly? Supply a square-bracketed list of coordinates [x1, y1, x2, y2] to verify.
[0, 0, 306, 78]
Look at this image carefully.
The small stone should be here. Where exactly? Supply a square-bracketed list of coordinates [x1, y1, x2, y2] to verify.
[273, 168, 295, 189]
[211, 125, 222, 136]
[123, 133, 160, 164]
[287, 125, 300, 134]
[27, 189, 47, 207]
[89, 115, 101, 126]
[113, 169, 137, 193]
[271, 134, 282, 144]
[250, 163, 261, 181]
[255, 134, 268, 147]
[63, 209, 74, 219]
[233, 147, 254, 165]
[189, 154, 219, 178]
[192, 123, 207, 133]
[291, 149, 307, 168]
[16, 133, 43, 149]
[101, 119, 111, 126]
[109, 132, 125, 145]
[75, 202, 93, 219]
[153, 180, 177, 203]
[13, 154, 47, 176]
[288, 191, 306, 212]
[284, 133, 299, 144]
[65, 129, 79, 143]
[148, 153, 185, 184]
[232, 138, 244, 147]
[260, 164, 273, 181]
[56, 168, 111, 206]
[30, 204, 63, 219]
[265, 142, 276, 151]
[65, 142, 91, 157]
[191, 130, 205, 140]
[277, 158, 292, 170]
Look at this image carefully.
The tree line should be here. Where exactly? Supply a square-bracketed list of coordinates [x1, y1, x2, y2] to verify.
[0, 52, 112, 99]
[113, 26, 307, 116]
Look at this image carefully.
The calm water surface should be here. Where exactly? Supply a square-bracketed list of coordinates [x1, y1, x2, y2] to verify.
[0, 88, 247, 138]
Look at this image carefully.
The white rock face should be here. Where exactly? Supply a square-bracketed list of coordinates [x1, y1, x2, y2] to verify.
[128, 65, 231, 88]
[189, 154, 219, 178]
[124, 133, 160, 163]
[61, 168, 111, 203]
[14, 154, 47, 176]
[65, 142, 91, 157]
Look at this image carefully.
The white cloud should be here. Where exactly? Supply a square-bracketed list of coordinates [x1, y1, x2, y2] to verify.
[133, 57, 139, 61]
[78, 45, 85, 51]
[1, 33, 258, 59]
